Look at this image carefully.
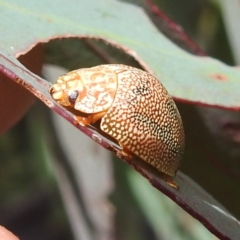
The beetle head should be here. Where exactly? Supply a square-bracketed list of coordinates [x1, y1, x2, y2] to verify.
[50, 71, 84, 107]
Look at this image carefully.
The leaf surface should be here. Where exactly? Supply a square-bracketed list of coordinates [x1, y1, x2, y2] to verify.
[1, 0, 240, 109]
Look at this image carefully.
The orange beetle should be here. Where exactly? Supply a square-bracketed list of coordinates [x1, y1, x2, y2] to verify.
[50, 64, 184, 189]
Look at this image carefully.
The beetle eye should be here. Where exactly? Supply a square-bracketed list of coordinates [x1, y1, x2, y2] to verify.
[68, 90, 79, 104]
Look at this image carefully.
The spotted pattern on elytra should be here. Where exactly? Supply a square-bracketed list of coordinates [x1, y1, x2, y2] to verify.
[50, 64, 185, 187]
[100, 65, 184, 177]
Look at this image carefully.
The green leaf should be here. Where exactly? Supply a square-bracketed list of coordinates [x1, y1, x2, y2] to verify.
[0, 0, 240, 109]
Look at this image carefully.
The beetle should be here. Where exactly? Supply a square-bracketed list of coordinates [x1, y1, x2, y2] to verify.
[49, 64, 184, 189]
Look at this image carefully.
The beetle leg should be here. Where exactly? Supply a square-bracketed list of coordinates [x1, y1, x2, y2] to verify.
[75, 111, 107, 126]
[162, 176, 179, 190]
[115, 143, 132, 159]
